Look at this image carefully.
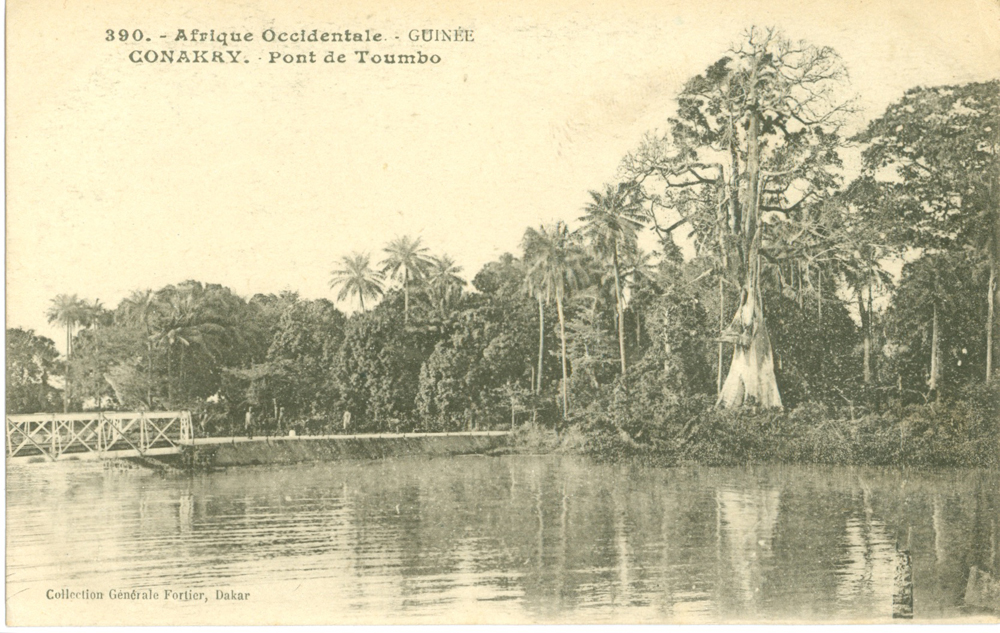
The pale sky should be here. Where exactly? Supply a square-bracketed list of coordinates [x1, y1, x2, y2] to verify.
[7, 0, 1000, 351]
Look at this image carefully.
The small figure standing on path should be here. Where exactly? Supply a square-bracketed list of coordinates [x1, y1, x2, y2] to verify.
[245, 407, 253, 440]
[342, 410, 351, 432]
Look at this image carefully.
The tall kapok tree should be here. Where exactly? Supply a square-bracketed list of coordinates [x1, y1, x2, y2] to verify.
[522, 222, 590, 418]
[854, 81, 1000, 383]
[579, 182, 646, 376]
[381, 236, 433, 324]
[622, 27, 854, 408]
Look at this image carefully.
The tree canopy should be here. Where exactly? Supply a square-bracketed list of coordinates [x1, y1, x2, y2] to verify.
[12, 29, 996, 453]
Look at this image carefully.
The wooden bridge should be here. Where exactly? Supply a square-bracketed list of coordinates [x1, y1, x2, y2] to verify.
[6, 411, 192, 463]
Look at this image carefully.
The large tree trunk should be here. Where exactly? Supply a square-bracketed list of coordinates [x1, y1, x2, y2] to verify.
[859, 291, 872, 384]
[717, 103, 782, 409]
[40, 370, 49, 411]
[635, 308, 641, 347]
[717, 277, 725, 395]
[179, 347, 186, 407]
[991, 126, 1000, 384]
[988, 262, 995, 384]
[147, 345, 153, 408]
[403, 277, 409, 324]
[929, 303, 940, 401]
[63, 325, 71, 413]
[166, 348, 174, 408]
[717, 288, 783, 408]
[817, 269, 823, 323]
[797, 263, 804, 310]
[612, 245, 627, 375]
[536, 297, 545, 394]
[556, 296, 569, 419]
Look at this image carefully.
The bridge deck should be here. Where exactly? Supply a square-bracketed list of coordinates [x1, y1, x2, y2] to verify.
[193, 430, 511, 445]
[6, 427, 511, 465]
[6, 445, 186, 464]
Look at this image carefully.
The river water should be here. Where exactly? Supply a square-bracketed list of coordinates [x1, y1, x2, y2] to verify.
[6, 455, 999, 624]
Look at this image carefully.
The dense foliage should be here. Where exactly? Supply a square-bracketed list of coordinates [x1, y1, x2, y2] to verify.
[7, 29, 997, 466]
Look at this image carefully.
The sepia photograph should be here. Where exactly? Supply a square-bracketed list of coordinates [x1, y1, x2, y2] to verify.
[5, 0, 1000, 625]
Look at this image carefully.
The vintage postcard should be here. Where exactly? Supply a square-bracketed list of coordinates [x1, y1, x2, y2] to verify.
[5, 0, 1000, 625]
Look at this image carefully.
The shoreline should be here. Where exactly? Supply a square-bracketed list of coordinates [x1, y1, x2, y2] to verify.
[5, 430, 513, 470]
[8, 396, 999, 471]
[179, 431, 512, 469]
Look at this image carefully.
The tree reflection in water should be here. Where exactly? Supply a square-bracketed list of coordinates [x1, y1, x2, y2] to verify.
[6, 456, 998, 623]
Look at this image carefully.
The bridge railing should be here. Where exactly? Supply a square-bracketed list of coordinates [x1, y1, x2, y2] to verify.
[6, 411, 192, 461]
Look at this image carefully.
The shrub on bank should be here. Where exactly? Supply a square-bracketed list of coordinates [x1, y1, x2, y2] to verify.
[575, 382, 1000, 468]
[510, 422, 589, 454]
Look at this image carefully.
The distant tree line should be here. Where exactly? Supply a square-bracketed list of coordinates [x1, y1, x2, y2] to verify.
[7, 28, 998, 455]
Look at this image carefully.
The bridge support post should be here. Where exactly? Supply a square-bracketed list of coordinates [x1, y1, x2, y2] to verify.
[50, 414, 57, 459]
[180, 412, 193, 444]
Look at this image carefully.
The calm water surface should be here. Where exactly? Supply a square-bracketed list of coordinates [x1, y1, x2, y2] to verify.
[7, 455, 999, 623]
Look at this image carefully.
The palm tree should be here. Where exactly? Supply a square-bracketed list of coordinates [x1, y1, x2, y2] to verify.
[425, 254, 465, 316]
[522, 229, 550, 396]
[837, 244, 891, 386]
[524, 280, 547, 395]
[621, 248, 655, 347]
[381, 236, 433, 323]
[329, 252, 385, 312]
[46, 294, 87, 411]
[579, 183, 645, 375]
[80, 299, 112, 329]
[119, 289, 162, 407]
[150, 282, 231, 407]
[46, 294, 86, 356]
[523, 222, 590, 419]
